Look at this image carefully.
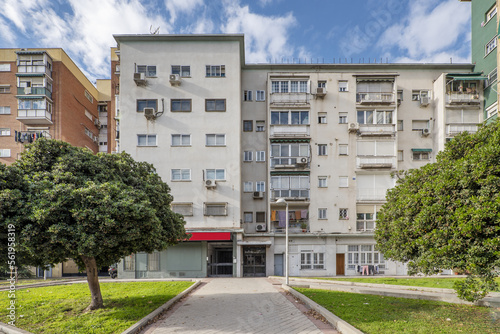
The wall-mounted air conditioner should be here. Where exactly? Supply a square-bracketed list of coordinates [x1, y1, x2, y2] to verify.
[421, 128, 430, 137]
[205, 179, 217, 188]
[315, 87, 326, 97]
[256, 224, 267, 232]
[169, 74, 181, 86]
[348, 122, 359, 132]
[143, 107, 156, 119]
[296, 157, 309, 166]
[253, 191, 264, 199]
[420, 96, 430, 107]
[134, 72, 146, 85]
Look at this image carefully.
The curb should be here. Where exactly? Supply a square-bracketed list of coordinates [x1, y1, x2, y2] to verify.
[120, 280, 201, 334]
[0, 322, 34, 334]
[282, 284, 364, 334]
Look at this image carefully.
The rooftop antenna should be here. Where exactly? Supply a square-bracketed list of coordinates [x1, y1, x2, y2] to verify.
[150, 25, 160, 34]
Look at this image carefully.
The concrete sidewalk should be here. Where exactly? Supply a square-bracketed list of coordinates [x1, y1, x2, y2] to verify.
[145, 278, 337, 334]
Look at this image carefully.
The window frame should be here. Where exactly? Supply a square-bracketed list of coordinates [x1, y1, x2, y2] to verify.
[339, 144, 348, 156]
[0, 128, 11, 136]
[205, 99, 226, 112]
[171, 65, 190, 77]
[0, 106, 11, 114]
[339, 208, 349, 220]
[206, 65, 226, 77]
[318, 208, 327, 220]
[243, 181, 253, 192]
[243, 120, 253, 132]
[171, 168, 191, 181]
[256, 181, 266, 192]
[486, 36, 497, 56]
[171, 134, 191, 146]
[256, 121, 265, 132]
[171, 203, 194, 216]
[137, 134, 157, 147]
[204, 202, 228, 216]
[318, 176, 327, 188]
[318, 144, 327, 156]
[255, 90, 266, 101]
[244, 212, 253, 223]
[206, 134, 226, 146]
[318, 113, 327, 124]
[171, 99, 192, 112]
[243, 151, 253, 162]
[205, 169, 226, 181]
[244, 90, 253, 101]
[256, 151, 266, 162]
[339, 176, 349, 188]
[136, 65, 157, 77]
[137, 99, 158, 112]
[338, 81, 348, 92]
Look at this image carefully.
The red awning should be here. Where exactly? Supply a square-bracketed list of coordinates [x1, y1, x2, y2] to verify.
[188, 232, 231, 241]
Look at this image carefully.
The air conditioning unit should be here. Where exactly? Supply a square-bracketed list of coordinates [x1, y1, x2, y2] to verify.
[24, 87, 31, 94]
[296, 157, 309, 166]
[253, 191, 264, 199]
[205, 179, 217, 188]
[420, 96, 430, 107]
[94, 119, 101, 127]
[256, 224, 267, 232]
[134, 72, 146, 84]
[348, 122, 359, 132]
[169, 74, 181, 86]
[421, 128, 430, 137]
[315, 87, 326, 97]
[143, 107, 156, 119]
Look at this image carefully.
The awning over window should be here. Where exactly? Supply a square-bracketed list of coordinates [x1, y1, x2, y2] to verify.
[188, 232, 231, 241]
[270, 171, 310, 176]
[447, 73, 488, 81]
[270, 138, 310, 143]
[411, 148, 432, 152]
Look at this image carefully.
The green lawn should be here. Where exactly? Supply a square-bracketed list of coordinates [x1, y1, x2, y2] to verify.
[310, 277, 500, 290]
[0, 281, 193, 334]
[296, 288, 500, 334]
[0, 278, 81, 287]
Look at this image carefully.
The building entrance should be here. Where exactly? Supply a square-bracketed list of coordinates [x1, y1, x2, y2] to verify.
[243, 246, 266, 277]
[207, 242, 233, 277]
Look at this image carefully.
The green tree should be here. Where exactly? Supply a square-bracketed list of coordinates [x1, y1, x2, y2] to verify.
[375, 120, 500, 302]
[0, 139, 187, 310]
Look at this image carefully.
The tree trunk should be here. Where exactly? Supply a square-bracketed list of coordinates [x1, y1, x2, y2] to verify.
[81, 255, 104, 311]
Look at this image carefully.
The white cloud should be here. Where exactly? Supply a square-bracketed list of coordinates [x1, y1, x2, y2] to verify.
[164, 0, 204, 24]
[377, 0, 471, 62]
[0, 16, 16, 45]
[221, 0, 296, 63]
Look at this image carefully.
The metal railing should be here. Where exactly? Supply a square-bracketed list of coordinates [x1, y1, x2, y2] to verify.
[356, 92, 394, 103]
[270, 93, 310, 104]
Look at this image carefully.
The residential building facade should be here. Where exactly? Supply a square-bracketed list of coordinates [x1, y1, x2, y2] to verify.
[114, 34, 484, 279]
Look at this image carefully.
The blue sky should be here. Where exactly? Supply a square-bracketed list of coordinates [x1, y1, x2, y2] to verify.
[0, 0, 472, 83]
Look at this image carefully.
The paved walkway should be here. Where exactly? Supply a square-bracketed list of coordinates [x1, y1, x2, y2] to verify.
[146, 278, 335, 334]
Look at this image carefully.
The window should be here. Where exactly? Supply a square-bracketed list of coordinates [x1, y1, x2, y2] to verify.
[318, 81, 326, 88]
[244, 182, 253, 192]
[0, 128, 10, 136]
[84, 127, 96, 140]
[318, 208, 327, 220]
[397, 120, 403, 131]
[347, 245, 385, 270]
[0, 64, 10, 71]
[301, 251, 324, 270]
[412, 90, 430, 101]
[244, 90, 253, 101]
[256, 151, 266, 162]
[206, 134, 226, 146]
[358, 110, 393, 124]
[318, 144, 327, 156]
[318, 176, 327, 188]
[318, 113, 327, 124]
[412, 120, 429, 131]
[339, 208, 349, 220]
[243, 120, 253, 132]
[487, 5, 497, 23]
[204, 203, 227, 216]
[206, 169, 226, 180]
[357, 110, 373, 124]
[205, 99, 226, 111]
[137, 99, 157, 112]
[206, 65, 225, 77]
[0, 85, 11, 93]
[412, 151, 431, 161]
[376, 111, 393, 124]
[271, 175, 310, 198]
[339, 176, 348, 188]
[171, 99, 192, 112]
[172, 203, 194, 216]
[256, 181, 265, 192]
[486, 37, 497, 56]
[244, 151, 253, 162]
[0, 106, 11, 114]
[137, 134, 157, 146]
[270, 111, 309, 125]
[85, 110, 93, 120]
[397, 150, 404, 161]
[256, 212, 266, 223]
[0, 149, 11, 157]
[339, 144, 348, 156]
[271, 80, 308, 93]
[397, 90, 403, 103]
[256, 121, 265, 132]
[123, 254, 135, 271]
[84, 90, 93, 103]
[271, 143, 310, 166]
[256, 90, 266, 101]
[339, 81, 348, 92]
[339, 112, 348, 124]
[137, 65, 156, 77]
[487, 68, 498, 87]
[171, 169, 191, 181]
[148, 252, 160, 271]
[171, 134, 191, 146]
[356, 213, 375, 232]
[171, 65, 190, 77]
[244, 212, 253, 223]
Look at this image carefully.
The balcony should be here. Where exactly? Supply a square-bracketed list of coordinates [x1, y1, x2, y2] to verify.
[270, 125, 310, 137]
[446, 92, 480, 105]
[356, 156, 396, 169]
[17, 109, 52, 125]
[270, 189, 310, 201]
[356, 220, 376, 232]
[271, 220, 310, 233]
[270, 93, 310, 105]
[17, 66, 52, 77]
[271, 157, 310, 169]
[17, 87, 52, 99]
[14, 130, 51, 144]
[446, 124, 479, 136]
[356, 92, 395, 104]
[356, 188, 388, 202]
[358, 124, 396, 136]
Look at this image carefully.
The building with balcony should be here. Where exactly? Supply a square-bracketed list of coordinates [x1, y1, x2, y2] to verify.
[113, 34, 484, 279]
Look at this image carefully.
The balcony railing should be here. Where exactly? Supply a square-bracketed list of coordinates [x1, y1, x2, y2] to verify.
[17, 87, 52, 99]
[17, 66, 52, 77]
[446, 92, 480, 105]
[270, 125, 310, 137]
[17, 109, 52, 125]
[356, 156, 396, 169]
[271, 189, 310, 200]
[358, 124, 396, 136]
[356, 220, 376, 232]
[356, 92, 395, 104]
[271, 220, 309, 233]
[14, 130, 51, 144]
[270, 93, 310, 105]
[446, 124, 479, 136]
[356, 188, 388, 201]
[271, 157, 310, 168]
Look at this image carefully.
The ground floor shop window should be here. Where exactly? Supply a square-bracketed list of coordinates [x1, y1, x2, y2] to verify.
[347, 245, 385, 272]
[124, 254, 135, 271]
[301, 251, 324, 269]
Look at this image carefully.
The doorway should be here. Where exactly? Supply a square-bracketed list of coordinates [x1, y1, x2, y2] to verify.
[274, 254, 283, 276]
[207, 242, 233, 277]
[135, 253, 148, 278]
[243, 246, 266, 277]
[336, 254, 345, 276]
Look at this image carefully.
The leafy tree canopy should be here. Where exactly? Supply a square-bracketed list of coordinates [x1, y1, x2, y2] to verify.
[0, 139, 187, 309]
[375, 119, 500, 302]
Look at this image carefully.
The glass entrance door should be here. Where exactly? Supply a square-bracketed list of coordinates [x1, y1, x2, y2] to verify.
[243, 246, 266, 277]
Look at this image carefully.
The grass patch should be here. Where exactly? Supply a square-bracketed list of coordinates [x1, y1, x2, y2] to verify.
[310, 277, 500, 290]
[295, 288, 500, 334]
[0, 278, 81, 287]
[0, 281, 193, 334]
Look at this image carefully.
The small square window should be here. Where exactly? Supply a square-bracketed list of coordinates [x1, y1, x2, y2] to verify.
[397, 150, 404, 161]
[256, 121, 265, 132]
[256, 90, 266, 101]
[244, 212, 253, 223]
[256, 151, 265, 162]
[318, 176, 327, 188]
[318, 144, 327, 156]
[339, 208, 349, 220]
[339, 144, 348, 156]
[397, 120, 404, 131]
[243, 120, 253, 132]
[244, 90, 253, 101]
[256, 212, 266, 223]
[339, 176, 348, 188]
[256, 181, 265, 192]
[244, 181, 253, 192]
[318, 208, 327, 219]
[318, 113, 327, 124]
[339, 81, 348, 92]
[339, 112, 348, 124]
[244, 151, 253, 162]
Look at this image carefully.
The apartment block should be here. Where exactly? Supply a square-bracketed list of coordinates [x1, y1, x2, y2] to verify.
[114, 34, 484, 278]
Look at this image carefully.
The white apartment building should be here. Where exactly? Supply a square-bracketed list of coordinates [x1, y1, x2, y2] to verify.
[114, 34, 484, 278]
